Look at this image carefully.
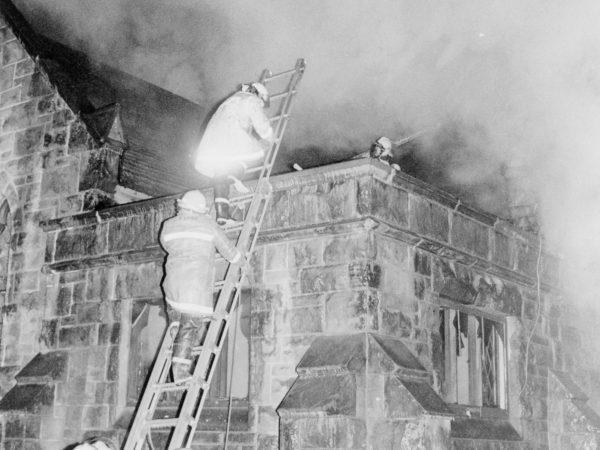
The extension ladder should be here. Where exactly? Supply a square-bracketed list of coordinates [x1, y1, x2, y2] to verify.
[123, 58, 306, 450]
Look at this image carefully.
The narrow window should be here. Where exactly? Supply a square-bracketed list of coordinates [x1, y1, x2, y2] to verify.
[440, 307, 507, 409]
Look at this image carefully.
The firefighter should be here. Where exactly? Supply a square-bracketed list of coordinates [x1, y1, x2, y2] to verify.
[370, 136, 393, 164]
[195, 82, 274, 225]
[160, 190, 243, 381]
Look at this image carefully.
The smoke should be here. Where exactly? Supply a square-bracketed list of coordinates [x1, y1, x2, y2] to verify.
[13, 0, 600, 301]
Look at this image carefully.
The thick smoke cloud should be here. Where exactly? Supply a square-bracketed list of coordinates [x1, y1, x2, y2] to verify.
[14, 0, 600, 302]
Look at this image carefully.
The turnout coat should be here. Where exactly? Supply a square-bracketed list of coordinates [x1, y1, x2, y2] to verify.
[160, 211, 241, 316]
[195, 91, 273, 178]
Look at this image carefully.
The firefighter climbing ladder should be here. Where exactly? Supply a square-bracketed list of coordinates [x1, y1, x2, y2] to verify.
[123, 58, 306, 450]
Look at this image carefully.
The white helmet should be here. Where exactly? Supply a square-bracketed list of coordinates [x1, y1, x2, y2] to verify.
[251, 82, 269, 104]
[242, 82, 269, 106]
[178, 190, 207, 214]
[372, 136, 393, 158]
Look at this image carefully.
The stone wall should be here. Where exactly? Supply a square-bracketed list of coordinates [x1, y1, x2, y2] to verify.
[0, 55, 590, 449]
[3, 158, 580, 449]
[0, 17, 122, 449]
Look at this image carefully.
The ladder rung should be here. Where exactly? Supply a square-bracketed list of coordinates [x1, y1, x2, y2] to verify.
[270, 114, 290, 122]
[270, 90, 296, 101]
[153, 381, 191, 392]
[222, 222, 245, 232]
[263, 67, 298, 82]
[148, 417, 189, 428]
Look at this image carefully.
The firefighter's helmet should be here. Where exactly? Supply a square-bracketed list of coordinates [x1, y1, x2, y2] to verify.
[178, 190, 207, 214]
[242, 82, 270, 106]
[371, 136, 393, 158]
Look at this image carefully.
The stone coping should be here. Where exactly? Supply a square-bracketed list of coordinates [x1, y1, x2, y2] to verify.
[41, 158, 529, 241]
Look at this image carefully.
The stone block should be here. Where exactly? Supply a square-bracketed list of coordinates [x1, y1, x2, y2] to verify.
[106, 345, 119, 381]
[5, 415, 25, 438]
[25, 71, 53, 98]
[251, 310, 274, 337]
[315, 179, 359, 223]
[86, 347, 108, 381]
[288, 185, 318, 226]
[0, 384, 54, 413]
[288, 239, 322, 269]
[0, 100, 38, 133]
[58, 325, 93, 348]
[370, 421, 408, 450]
[15, 127, 44, 156]
[40, 161, 79, 199]
[300, 264, 350, 293]
[98, 323, 120, 345]
[55, 285, 72, 316]
[413, 250, 431, 276]
[68, 119, 93, 153]
[114, 262, 162, 300]
[263, 190, 290, 229]
[494, 231, 511, 268]
[409, 197, 449, 243]
[324, 291, 369, 333]
[54, 223, 109, 262]
[107, 214, 156, 253]
[323, 234, 369, 264]
[85, 266, 114, 302]
[516, 240, 538, 278]
[73, 302, 104, 323]
[348, 261, 380, 288]
[0, 86, 20, 108]
[6, 155, 35, 177]
[286, 306, 323, 335]
[256, 434, 278, 450]
[264, 243, 287, 271]
[40, 319, 58, 349]
[0, 26, 15, 45]
[371, 179, 409, 226]
[15, 59, 34, 77]
[52, 109, 75, 128]
[381, 309, 412, 338]
[451, 213, 489, 258]
[2, 40, 25, 65]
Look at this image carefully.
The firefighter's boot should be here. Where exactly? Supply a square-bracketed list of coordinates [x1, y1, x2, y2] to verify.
[172, 316, 200, 382]
[215, 198, 231, 226]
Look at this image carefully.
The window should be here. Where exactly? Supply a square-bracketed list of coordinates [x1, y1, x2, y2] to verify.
[439, 308, 507, 409]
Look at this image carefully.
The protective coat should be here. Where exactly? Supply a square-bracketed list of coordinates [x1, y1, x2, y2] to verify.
[195, 91, 273, 178]
[160, 211, 241, 316]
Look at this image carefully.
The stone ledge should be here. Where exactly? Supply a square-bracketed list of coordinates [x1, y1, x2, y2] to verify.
[451, 418, 522, 441]
[43, 246, 164, 273]
[0, 384, 54, 413]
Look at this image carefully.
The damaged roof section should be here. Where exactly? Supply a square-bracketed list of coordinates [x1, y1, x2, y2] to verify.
[0, 0, 208, 197]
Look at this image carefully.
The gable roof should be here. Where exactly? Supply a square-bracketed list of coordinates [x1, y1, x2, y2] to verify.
[0, 0, 208, 197]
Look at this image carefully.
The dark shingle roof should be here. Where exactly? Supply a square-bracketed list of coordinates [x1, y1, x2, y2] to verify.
[0, 0, 208, 196]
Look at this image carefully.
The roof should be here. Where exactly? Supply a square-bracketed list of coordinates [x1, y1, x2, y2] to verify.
[0, 0, 208, 196]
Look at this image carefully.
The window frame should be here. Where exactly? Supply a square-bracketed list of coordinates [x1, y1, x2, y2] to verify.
[438, 300, 509, 415]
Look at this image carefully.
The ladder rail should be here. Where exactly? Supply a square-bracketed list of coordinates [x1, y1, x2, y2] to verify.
[257, 58, 306, 181]
[123, 322, 180, 450]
